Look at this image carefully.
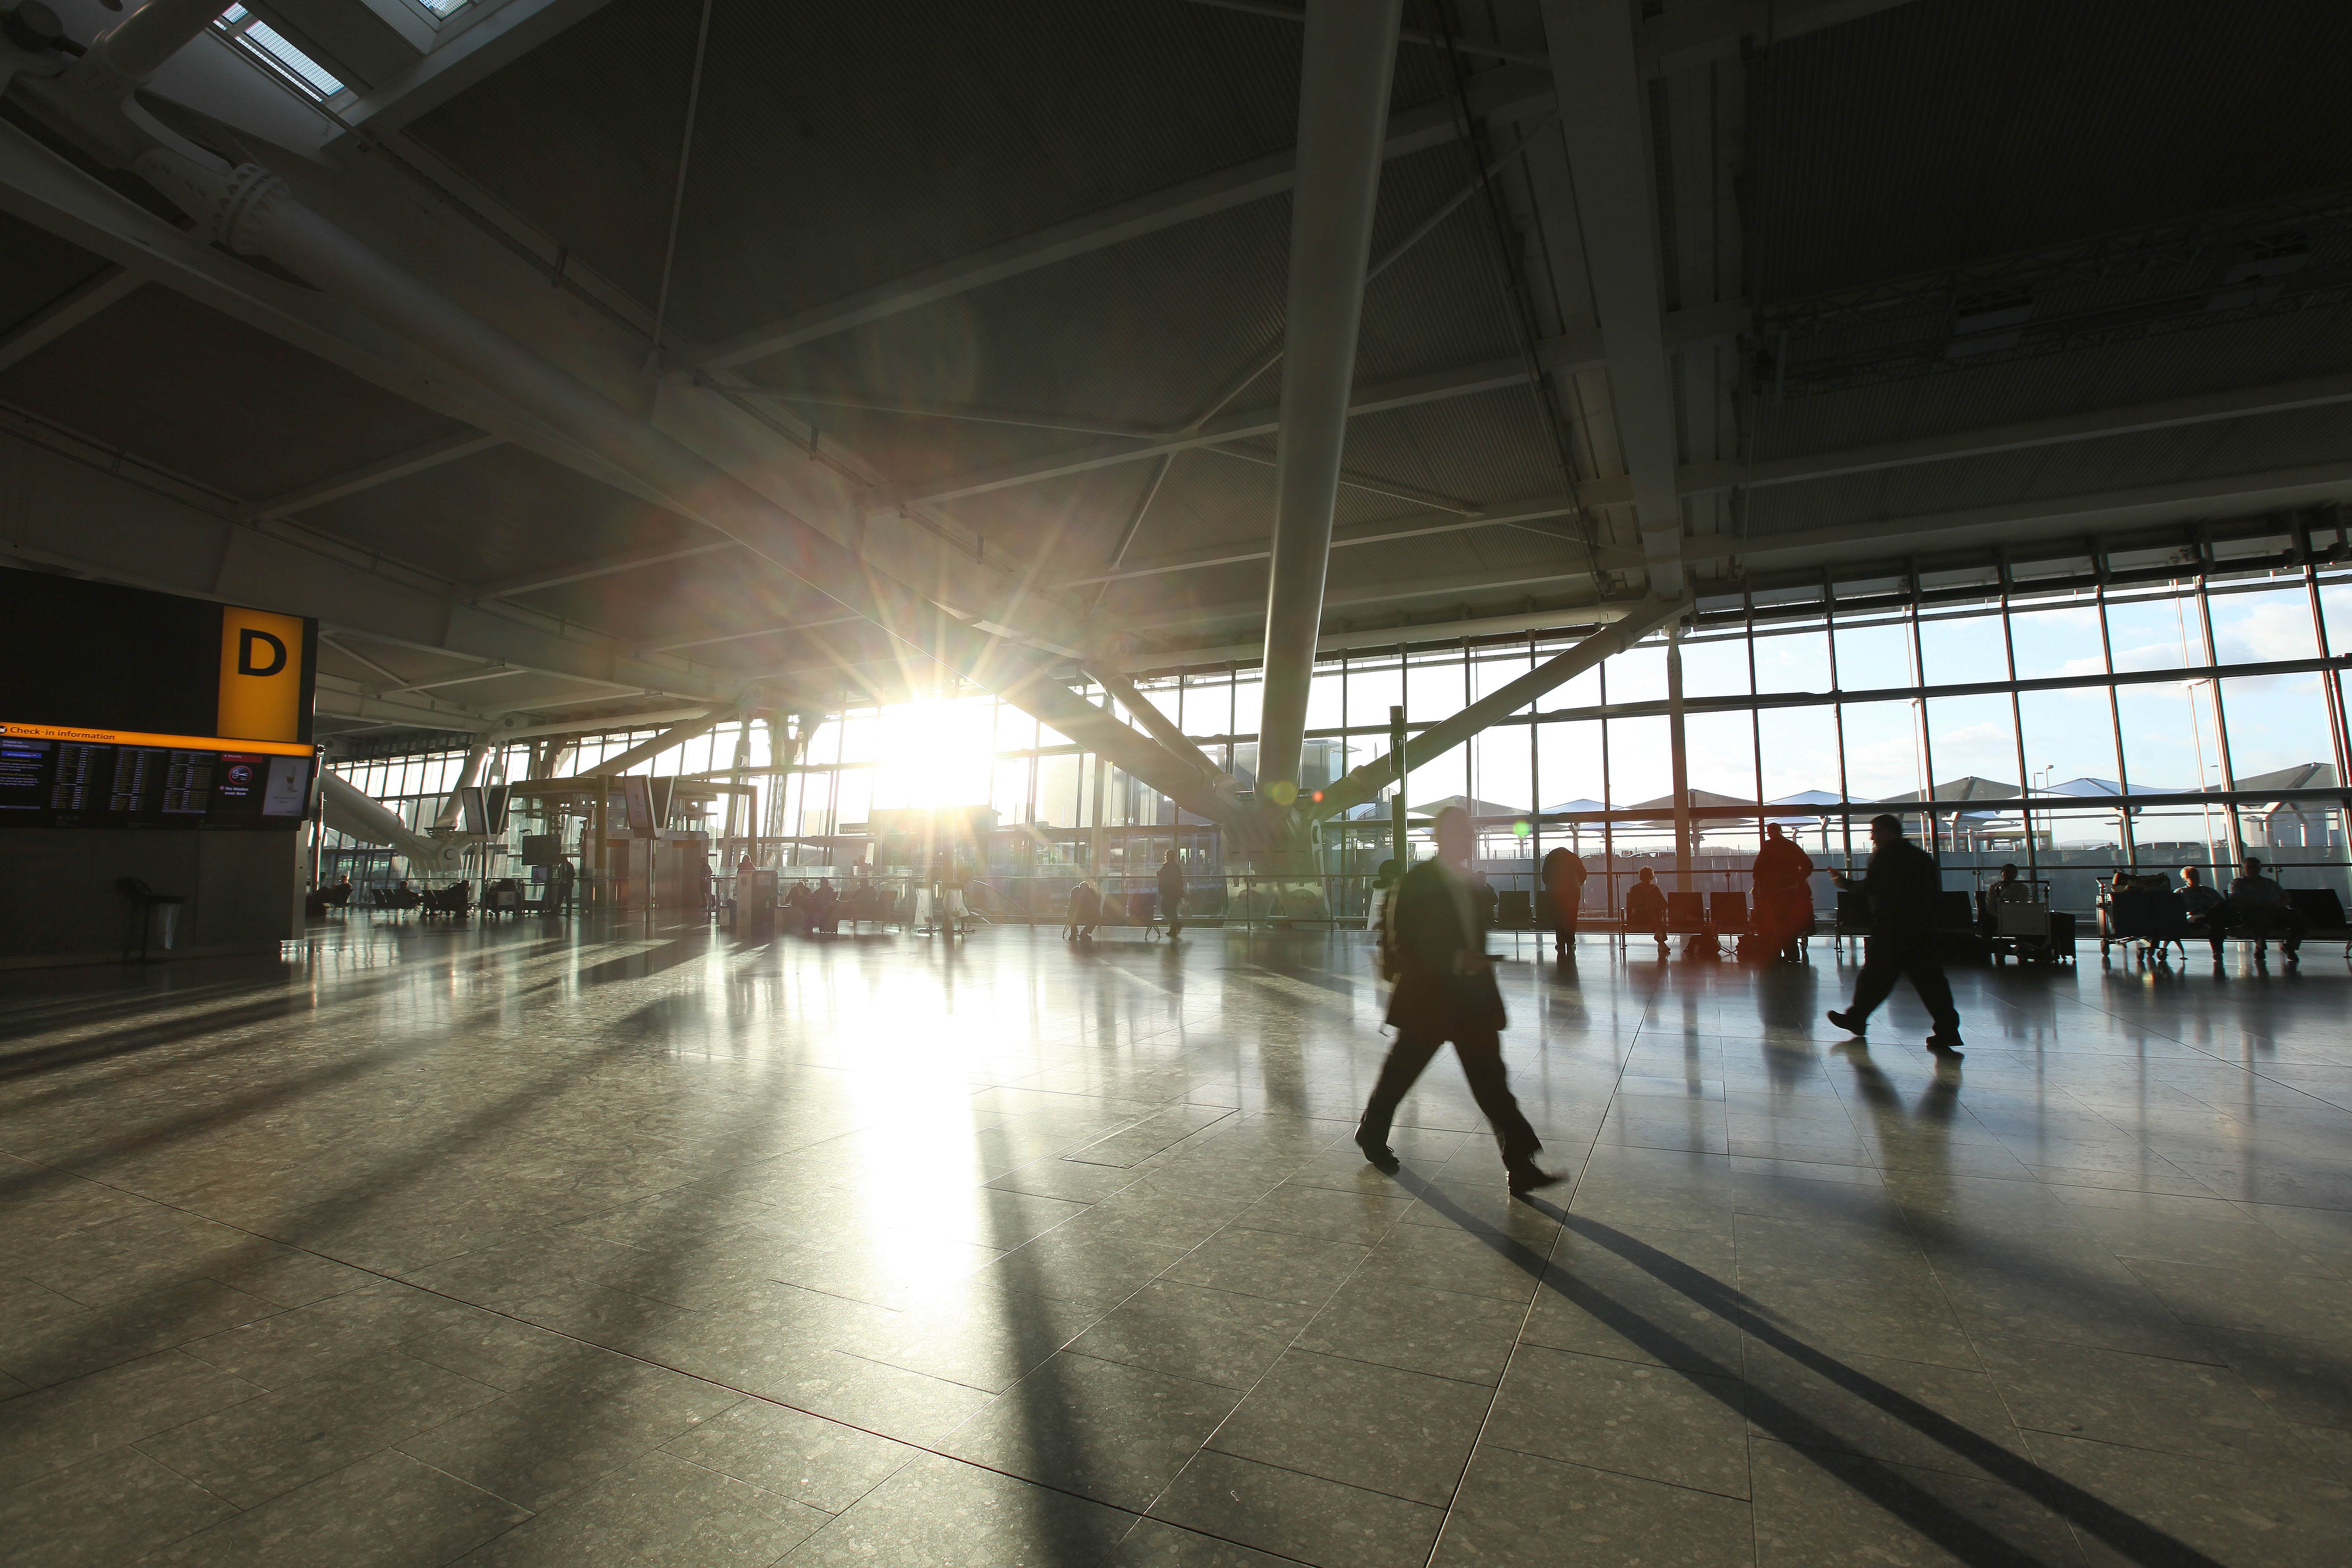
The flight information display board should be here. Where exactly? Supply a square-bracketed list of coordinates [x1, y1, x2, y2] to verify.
[0, 567, 318, 832]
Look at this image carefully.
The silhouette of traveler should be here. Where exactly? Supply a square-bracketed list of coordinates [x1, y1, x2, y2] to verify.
[1624, 865, 1669, 950]
[1357, 805, 1558, 1197]
[2228, 855, 2305, 965]
[1158, 848, 1186, 939]
[1750, 824, 1814, 962]
[1826, 813, 1963, 1056]
[1540, 846, 1587, 956]
[2178, 866, 2228, 961]
[1065, 877, 1101, 941]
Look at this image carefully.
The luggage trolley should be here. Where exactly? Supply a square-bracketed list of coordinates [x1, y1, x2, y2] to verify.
[1984, 877, 2076, 966]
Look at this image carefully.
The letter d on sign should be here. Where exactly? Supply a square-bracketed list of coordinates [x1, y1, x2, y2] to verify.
[239, 628, 287, 677]
[219, 604, 307, 743]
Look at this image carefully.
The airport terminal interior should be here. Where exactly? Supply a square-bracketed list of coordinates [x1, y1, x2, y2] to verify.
[4, 0, 2352, 1563]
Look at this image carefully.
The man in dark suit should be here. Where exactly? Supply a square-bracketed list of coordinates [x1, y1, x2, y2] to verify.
[1357, 806, 1558, 1197]
[1826, 813, 1964, 1056]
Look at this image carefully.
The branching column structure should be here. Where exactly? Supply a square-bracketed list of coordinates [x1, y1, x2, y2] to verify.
[1254, 0, 1404, 844]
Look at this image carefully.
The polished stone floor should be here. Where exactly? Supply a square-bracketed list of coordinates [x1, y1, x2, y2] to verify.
[2, 918, 2349, 1567]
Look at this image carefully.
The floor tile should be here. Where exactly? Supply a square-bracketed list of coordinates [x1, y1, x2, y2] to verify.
[1295, 1277, 1527, 1386]
[1483, 1343, 1750, 1498]
[2018, 1429, 2352, 1567]
[1430, 1443, 1752, 1568]
[147, 1449, 529, 1566]
[1748, 1435, 2090, 1568]
[660, 1396, 918, 1512]
[135, 1346, 504, 1507]
[939, 1349, 1239, 1511]
[783, 1451, 1134, 1567]
[1148, 1448, 1444, 1568]
[1205, 1347, 1491, 1506]
[1160, 1227, 1369, 1309]
[0, 1444, 237, 1566]
[455, 1448, 827, 1567]
[1975, 1333, 2329, 1476]
[0, 1351, 265, 1483]
[1065, 1280, 1311, 1390]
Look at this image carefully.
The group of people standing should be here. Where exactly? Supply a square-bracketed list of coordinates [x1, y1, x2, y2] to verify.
[1536, 821, 1818, 962]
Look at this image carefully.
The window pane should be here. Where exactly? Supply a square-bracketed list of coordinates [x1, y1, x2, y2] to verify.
[2017, 689, 2119, 794]
[1537, 719, 1605, 812]
[1840, 699, 1925, 802]
[1754, 625, 1831, 696]
[1925, 695, 2018, 793]
[1605, 715, 1671, 807]
[1607, 641, 1668, 705]
[2008, 598, 2107, 681]
[1834, 616, 1913, 695]
[1919, 608, 2009, 685]
[1679, 632, 1750, 700]
[2104, 593, 2197, 672]
[2211, 584, 2321, 664]
[2220, 674, 2337, 783]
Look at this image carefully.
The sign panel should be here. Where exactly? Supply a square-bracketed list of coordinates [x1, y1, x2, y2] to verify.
[217, 605, 308, 743]
[622, 776, 655, 838]
[0, 567, 317, 831]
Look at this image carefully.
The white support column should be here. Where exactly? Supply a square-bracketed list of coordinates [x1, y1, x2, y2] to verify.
[1539, 0, 1686, 596]
[1256, 0, 1404, 805]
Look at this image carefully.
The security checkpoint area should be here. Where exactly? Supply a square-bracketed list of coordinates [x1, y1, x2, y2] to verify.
[3, 2, 2352, 1565]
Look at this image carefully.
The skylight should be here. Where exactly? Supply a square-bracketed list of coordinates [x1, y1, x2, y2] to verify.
[215, 5, 345, 100]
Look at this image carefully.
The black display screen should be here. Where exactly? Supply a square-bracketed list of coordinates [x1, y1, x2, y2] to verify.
[0, 735, 312, 830]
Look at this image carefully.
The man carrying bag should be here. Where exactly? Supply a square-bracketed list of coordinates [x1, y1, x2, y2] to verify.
[1358, 806, 1559, 1197]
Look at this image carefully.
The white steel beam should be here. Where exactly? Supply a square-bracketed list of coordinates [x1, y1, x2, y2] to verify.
[1683, 463, 2352, 569]
[1540, 0, 1686, 596]
[248, 430, 501, 519]
[470, 540, 740, 601]
[1061, 485, 1635, 593]
[676, 65, 1553, 374]
[1679, 371, 2352, 495]
[0, 419, 740, 705]
[891, 331, 1606, 509]
[0, 263, 144, 373]
[1311, 595, 1689, 820]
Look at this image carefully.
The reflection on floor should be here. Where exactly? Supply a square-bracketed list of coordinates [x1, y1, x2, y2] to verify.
[2, 916, 2349, 1566]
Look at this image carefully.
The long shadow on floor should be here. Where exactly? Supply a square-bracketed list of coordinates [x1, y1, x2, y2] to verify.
[1409, 1174, 2224, 1568]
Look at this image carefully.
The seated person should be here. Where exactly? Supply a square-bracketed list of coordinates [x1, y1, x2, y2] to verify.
[1623, 867, 1669, 949]
[2227, 856, 2306, 962]
[806, 879, 839, 934]
[2177, 867, 2227, 960]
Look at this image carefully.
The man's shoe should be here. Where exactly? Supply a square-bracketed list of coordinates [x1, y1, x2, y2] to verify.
[1925, 1034, 1966, 1057]
[1826, 1009, 1865, 1036]
[1507, 1163, 1563, 1197]
[1355, 1132, 1400, 1175]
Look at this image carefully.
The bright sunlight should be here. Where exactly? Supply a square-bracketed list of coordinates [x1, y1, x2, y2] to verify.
[869, 696, 996, 810]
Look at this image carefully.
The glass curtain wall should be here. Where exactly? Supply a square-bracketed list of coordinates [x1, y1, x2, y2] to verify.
[327, 564, 2352, 923]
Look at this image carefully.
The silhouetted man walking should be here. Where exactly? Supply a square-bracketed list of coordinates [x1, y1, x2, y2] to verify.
[1358, 806, 1558, 1197]
[1826, 813, 1964, 1057]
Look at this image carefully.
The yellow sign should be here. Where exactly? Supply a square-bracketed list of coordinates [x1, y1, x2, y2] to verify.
[0, 721, 311, 757]
[217, 605, 306, 743]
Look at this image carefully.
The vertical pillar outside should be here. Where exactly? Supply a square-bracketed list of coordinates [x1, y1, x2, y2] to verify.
[1667, 624, 1692, 891]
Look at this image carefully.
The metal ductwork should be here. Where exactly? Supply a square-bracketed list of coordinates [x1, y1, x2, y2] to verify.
[320, 771, 464, 870]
